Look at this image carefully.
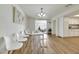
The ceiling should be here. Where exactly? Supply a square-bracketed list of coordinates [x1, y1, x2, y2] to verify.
[64, 9, 79, 18]
[18, 4, 75, 20]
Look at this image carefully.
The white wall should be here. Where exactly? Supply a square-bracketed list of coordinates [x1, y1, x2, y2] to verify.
[64, 17, 79, 37]
[56, 19, 59, 36]
[26, 18, 51, 33]
[51, 17, 64, 37]
[0, 5, 26, 37]
[0, 5, 27, 53]
[58, 17, 64, 37]
[54, 17, 64, 37]
[26, 17, 35, 33]
[53, 20, 56, 34]
[51, 19, 59, 36]
[47, 19, 51, 30]
[51, 20, 56, 34]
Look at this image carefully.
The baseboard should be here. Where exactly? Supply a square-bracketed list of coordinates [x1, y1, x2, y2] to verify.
[63, 36, 79, 39]
[49, 34, 79, 39]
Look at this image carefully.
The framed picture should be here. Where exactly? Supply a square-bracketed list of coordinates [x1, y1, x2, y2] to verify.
[13, 6, 24, 24]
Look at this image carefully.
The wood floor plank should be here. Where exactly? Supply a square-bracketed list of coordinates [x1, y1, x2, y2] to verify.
[12, 34, 79, 54]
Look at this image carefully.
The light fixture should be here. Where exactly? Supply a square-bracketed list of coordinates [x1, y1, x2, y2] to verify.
[38, 8, 46, 17]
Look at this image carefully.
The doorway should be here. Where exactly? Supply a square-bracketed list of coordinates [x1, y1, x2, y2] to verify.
[35, 20, 47, 33]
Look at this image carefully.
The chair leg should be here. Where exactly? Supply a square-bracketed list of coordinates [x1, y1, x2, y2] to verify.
[12, 50, 15, 54]
[8, 50, 14, 54]
[8, 51, 10, 54]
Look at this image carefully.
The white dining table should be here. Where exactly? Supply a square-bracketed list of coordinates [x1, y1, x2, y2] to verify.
[30, 32, 44, 53]
[16, 33, 28, 42]
[16, 32, 44, 54]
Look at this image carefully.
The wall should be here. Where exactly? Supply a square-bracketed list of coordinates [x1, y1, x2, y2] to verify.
[51, 19, 59, 36]
[51, 20, 56, 34]
[47, 19, 51, 30]
[26, 18, 51, 33]
[58, 17, 64, 37]
[26, 17, 35, 33]
[51, 17, 64, 37]
[64, 17, 79, 37]
[0, 5, 26, 37]
[55, 19, 59, 36]
[0, 5, 27, 53]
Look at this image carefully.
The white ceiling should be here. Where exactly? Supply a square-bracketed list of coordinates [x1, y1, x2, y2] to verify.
[18, 4, 75, 19]
[65, 9, 79, 18]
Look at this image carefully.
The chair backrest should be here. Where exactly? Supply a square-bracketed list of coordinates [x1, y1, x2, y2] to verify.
[4, 33, 18, 49]
[16, 33, 21, 40]
[0, 37, 7, 53]
[10, 33, 17, 41]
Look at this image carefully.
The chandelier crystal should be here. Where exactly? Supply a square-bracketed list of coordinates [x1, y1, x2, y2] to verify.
[38, 8, 46, 17]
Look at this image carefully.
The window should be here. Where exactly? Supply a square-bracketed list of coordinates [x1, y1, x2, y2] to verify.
[35, 20, 47, 32]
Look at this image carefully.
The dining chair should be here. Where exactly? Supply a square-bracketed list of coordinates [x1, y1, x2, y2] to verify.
[4, 34, 23, 54]
[0, 37, 7, 54]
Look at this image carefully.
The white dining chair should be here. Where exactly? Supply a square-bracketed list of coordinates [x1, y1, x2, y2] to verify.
[0, 37, 8, 54]
[4, 34, 23, 54]
[16, 33, 27, 42]
[16, 33, 29, 53]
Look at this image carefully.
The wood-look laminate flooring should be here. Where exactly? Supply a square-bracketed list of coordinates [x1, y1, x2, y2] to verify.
[13, 34, 79, 54]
